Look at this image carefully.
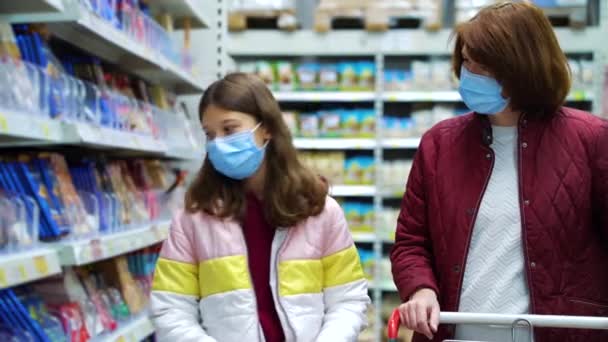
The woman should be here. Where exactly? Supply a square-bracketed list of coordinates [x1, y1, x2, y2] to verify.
[151, 73, 370, 342]
[390, 2, 608, 342]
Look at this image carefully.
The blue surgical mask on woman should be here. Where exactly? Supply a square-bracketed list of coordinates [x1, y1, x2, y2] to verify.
[206, 122, 267, 180]
[458, 65, 509, 115]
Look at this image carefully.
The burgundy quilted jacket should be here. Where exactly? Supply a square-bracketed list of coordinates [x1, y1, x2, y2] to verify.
[390, 107, 608, 342]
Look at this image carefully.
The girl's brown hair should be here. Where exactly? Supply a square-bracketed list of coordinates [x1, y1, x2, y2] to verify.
[452, 2, 571, 119]
[185, 72, 328, 227]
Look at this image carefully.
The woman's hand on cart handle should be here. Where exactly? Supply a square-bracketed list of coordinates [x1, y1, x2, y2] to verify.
[395, 288, 440, 340]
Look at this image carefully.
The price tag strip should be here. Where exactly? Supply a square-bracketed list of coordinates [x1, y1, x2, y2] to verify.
[57, 219, 171, 266]
[0, 248, 62, 290]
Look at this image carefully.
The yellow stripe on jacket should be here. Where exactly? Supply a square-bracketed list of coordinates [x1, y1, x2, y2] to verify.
[279, 245, 366, 296]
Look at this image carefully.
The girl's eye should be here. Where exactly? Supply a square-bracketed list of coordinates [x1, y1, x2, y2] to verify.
[224, 126, 238, 134]
[205, 132, 215, 140]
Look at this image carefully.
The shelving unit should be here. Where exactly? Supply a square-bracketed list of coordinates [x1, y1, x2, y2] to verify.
[0, 248, 62, 290]
[273, 91, 375, 102]
[330, 185, 377, 197]
[293, 138, 376, 149]
[45, 4, 203, 93]
[148, 0, 211, 29]
[0, 0, 210, 340]
[56, 220, 171, 266]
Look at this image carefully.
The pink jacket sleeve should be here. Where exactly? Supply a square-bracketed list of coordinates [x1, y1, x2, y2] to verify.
[390, 133, 440, 302]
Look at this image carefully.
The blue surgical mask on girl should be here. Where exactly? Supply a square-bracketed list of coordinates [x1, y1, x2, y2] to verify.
[458, 65, 509, 115]
[206, 122, 268, 180]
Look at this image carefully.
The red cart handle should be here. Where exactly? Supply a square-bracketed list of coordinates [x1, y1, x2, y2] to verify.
[387, 309, 401, 341]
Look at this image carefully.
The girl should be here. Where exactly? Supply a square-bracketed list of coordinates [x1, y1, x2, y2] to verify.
[151, 73, 370, 342]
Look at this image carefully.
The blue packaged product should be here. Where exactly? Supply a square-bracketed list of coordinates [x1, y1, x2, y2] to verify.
[357, 61, 375, 90]
[342, 202, 361, 228]
[344, 157, 363, 185]
[358, 157, 375, 185]
[341, 110, 360, 137]
[13, 161, 65, 238]
[6, 290, 50, 342]
[359, 109, 375, 138]
[296, 63, 319, 90]
[0, 292, 22, 329]
[338, 62, 358, 90]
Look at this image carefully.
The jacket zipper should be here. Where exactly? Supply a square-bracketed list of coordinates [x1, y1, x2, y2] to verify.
[272, 230, 296, 340]
[516, 115, 537, 314]
[454, 144, 495, 313]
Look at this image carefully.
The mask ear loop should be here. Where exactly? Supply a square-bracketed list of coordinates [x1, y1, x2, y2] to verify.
[251, 122, 270, 148]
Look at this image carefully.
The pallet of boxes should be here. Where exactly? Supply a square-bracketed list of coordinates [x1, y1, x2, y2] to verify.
[455, 0, 588, 28]
[314, 0, 443, 32]
[228, 0, 298, 31]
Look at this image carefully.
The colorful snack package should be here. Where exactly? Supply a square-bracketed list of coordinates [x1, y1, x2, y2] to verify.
[319, 63, 339, 90]
[338, 62, 358, 90]
[357, 61, 375, 90]
[359, 109, 376, 138]
[296, 63, 319, 90]
[276, 61, 295, 91]
[341, 110, 360, 137]
[299, 112, 319, 138]
[319, 109, 342, 137]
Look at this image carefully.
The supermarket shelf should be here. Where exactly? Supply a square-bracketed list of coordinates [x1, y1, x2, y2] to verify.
[273, 91, 375, 102]
[63, 123, 168, 154]
[55, 219, 171, 266]
[45, 4, 203, 93]
[228, 28, 601, 56]
[352, 232, 377, 243]
[294, 138, 376, 149]
[148, 0, 211, 29]
[164, 147, 201, 160]
[0, 248, 62, 290]
[384, 90, 593, 103]
[384, 91, 462, 102]
[93, 312, 154, 342]
[381, 138, 421, 149]
[331, 185, 376, 197]
[0, 0, 64, 15]
[0, 110, 65, 145]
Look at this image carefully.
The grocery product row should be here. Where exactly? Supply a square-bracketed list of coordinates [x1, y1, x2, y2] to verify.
[300, 152, 413, 188]
[283, 104, 466, 140]
[231, 0, 595, 31]
[81, 0, 192, 72]
[239, 57, 596, 95]
[0, 153, 180, 246]
[0, 247, 159, 341]
[239, 60, 376, 92]
[0, 26, 201, 155]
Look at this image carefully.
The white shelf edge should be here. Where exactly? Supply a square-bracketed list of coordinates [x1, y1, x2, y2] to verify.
[56, 219, 171, 266]
[352, 232, 377, 243]
[331, 185, 376, 197]
[228, 28, 602, 56]
[0, 110, 64, 143]
[0, 248, 62, 290]
[46, 4, 203, 92]
[92, 312, 154, 342]
[273, 91, 375, 102]
[63, 122, 169, 153]
[294, 138, 376, 149]
[381, 138, 421, 149]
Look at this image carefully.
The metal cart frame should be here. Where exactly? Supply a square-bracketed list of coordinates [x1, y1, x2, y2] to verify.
[387, 309, 608, 342]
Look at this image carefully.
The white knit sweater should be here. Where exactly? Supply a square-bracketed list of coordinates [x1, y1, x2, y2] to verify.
[455, 125, 533, 342]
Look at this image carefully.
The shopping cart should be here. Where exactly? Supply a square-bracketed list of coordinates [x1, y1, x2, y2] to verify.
[387, 309, 608, 342]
